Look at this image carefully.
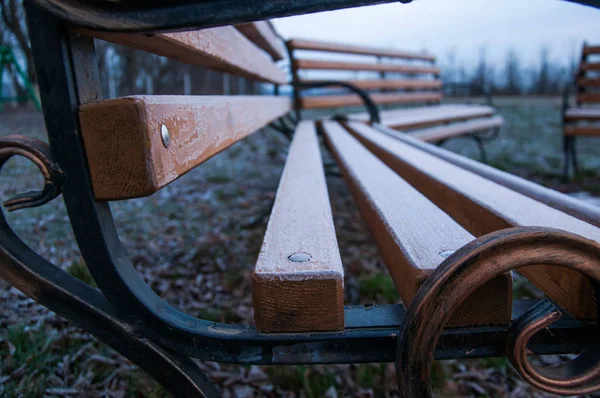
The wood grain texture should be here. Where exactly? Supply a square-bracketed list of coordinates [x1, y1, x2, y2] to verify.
[300, 92, 441, 109]
[375, 123, 600, 229]
[287, 38, 435, 61]
[322, 122, 511, 327]
[411, 116, 504, 143]
[294, 59, 440, 75]
[564, 107, 600, 121]
[77, 26, 286, 83]
[584, 45, 600, 55]
[300, 78, 442, 91]
[344, 121, 600, 319]
[79, 95, 291, 200]
[235, 21, 285, 61]
[564, 125, 600, 136]
[354, 104, 495, 130]
[253, 121, 344, 332]
[577, 93, 600, 103]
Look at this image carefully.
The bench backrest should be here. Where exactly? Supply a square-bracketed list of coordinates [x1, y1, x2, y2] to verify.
[287, 38, 442, 112]
[76, 22, 291, 200]
[576, 43, 600, 105]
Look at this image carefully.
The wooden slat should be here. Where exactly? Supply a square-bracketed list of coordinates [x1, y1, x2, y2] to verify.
[235, 21, 285, 61]
[577, 93, 600, 103]
[564, 125, 600, 136]
[577, 78, 600, 87]
[322, 121, 511, 327]
[300, 92, 441, 109]
[79, 95, 291, 200]
[344, 121, 600, 319]
[301, 78, 443, 91]
[78, 26, 286, 84]
[253, 121, 344, 332]
[411, 116, 504, 142]
[294, 59, 440, 75]
[375, 124, 600, 229]
[580, 62, 600, 71]
[354, 104, 495, 130]
[564, 107, 600, 121]
[584, 45, 600, 55]
[287, 38, 435, 61]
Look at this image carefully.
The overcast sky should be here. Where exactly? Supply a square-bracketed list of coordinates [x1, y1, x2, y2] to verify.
[272, 0, 600, 69]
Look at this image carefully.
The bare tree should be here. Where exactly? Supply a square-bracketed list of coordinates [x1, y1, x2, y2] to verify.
[470, 46, 495, 95]
[0, 0, 35, 85]
[503, 48, 522, 95]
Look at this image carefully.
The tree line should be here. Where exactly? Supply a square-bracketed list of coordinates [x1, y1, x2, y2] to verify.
[0, 0, 585, 103]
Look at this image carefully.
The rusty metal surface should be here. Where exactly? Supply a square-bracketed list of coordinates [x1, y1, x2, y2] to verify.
[396, 226, 600, 397]
[0, 135, 64, 211]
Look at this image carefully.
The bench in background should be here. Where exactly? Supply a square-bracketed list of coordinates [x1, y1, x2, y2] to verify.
[286, 38, 503, 160]
[2, 2, 600, 396]
[563, 42, 600, 178]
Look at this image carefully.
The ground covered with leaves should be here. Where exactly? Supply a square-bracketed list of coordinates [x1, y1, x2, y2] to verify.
[0, 98, 598, 397]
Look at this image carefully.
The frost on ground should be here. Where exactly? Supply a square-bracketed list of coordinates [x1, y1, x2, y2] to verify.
[0, 98, 598, 397]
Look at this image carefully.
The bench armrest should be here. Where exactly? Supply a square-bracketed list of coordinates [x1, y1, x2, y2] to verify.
[294, 80, 381, 124]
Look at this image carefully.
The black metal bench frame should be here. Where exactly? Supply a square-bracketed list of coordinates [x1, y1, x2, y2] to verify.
[1, 1, 600, 397]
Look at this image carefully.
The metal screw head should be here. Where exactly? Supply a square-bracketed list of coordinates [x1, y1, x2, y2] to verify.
[288, 253, 312, 263]
[439, 250, 455, 258]
[160, 124, 171, 148]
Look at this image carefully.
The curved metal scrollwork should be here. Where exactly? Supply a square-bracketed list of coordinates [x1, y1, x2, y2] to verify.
[0, 135, 64, 211]
[396, 226, 600, 397]
[0, 135, 219, 397]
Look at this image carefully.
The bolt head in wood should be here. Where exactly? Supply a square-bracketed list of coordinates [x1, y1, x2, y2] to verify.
[160, 124, 171, 148]
[288, 253, 312, 263]
[439, 250, 455, 258]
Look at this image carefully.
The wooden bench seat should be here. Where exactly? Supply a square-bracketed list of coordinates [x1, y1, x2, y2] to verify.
[287, 39, 502, 153]
[343, 121, 600, 319]
[253, 121, 344, 332]
[564, 106, 600, 121]
[11, 3, 600, 396]
[563, 42, 600, 177]
[353, 104, 497, 131]
[321, 121, 511, 327]
[411, 116, 504, 143]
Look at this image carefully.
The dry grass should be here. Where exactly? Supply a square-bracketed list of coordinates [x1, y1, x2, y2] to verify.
[0, 97, 598, 397]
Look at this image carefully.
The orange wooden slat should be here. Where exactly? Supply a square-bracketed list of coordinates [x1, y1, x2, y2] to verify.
[344, 121, 600, 319]
[322, 121, 511, 327]
[235, 21, 285, 61]
[79, 95, 291, 200]
[300, 92, 442, 109]
[300, 78, 443, 91]
[564, 125, 600, 136]
[294, 59, 440, 75]
[253, 121, 344, 332]
[564, 107, 600, 121]
[354, 104, 496, 130]
[78, 26, 286, 84]
[287, 38, 435, 61]
[411, 116, 504, 142]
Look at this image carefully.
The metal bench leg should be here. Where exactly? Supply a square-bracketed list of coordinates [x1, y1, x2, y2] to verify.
[472, 134, 488, 163]
[397, 227, 600, 397]
[563, 135, 570, 180]
[571, 136, 579, 176]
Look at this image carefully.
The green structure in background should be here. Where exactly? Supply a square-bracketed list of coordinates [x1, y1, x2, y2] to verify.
[0, 45, 41, 111]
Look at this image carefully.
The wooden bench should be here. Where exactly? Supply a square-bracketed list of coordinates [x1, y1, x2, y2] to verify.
[563, 43, 600, 178]
[286, 38, 503, 160]
[1, 1, 600, 397]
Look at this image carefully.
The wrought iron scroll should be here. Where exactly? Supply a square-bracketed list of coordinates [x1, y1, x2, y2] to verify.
[396, 226, 600, 397]
[0, 135, 220, 397]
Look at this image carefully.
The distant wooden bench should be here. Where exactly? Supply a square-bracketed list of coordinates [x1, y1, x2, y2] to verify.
[286, 38, 503, 160]
[3, 3, 600, 397]
[563, 43, 600, 178]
